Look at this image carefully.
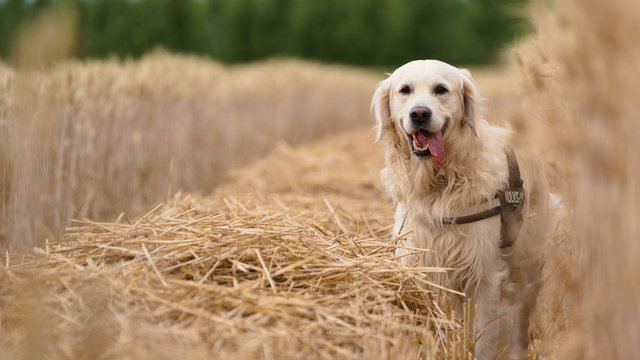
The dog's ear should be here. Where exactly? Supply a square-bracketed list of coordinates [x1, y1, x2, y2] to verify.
[460, 68, 479, 136]
[370, 77, 392, 142]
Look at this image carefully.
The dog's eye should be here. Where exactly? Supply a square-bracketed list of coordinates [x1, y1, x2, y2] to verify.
[434, 85, 448, 95]
[399, 85, 411, 95]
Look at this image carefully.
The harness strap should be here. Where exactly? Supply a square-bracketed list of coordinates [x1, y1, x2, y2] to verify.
[442, 201, 501, 225]
[440, 147, 525, 249]
[497, 148, 525, 249]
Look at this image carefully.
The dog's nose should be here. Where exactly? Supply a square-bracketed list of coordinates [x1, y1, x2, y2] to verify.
[410, 106, 432, 125]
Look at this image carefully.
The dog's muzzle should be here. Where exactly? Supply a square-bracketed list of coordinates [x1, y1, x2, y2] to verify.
[406, 120, 449, 167]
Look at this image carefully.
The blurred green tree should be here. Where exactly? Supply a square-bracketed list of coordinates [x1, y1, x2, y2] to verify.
[0, 0, 30, 56]
[0, 0, 531, 66]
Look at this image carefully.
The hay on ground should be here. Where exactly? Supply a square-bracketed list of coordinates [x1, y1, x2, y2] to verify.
[0, 130, 476, 359]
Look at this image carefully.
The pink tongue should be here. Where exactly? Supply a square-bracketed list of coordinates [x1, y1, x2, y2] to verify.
[416, 131, 445, 167]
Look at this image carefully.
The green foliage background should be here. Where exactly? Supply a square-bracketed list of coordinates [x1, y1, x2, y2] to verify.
[0, 0, 530, 66]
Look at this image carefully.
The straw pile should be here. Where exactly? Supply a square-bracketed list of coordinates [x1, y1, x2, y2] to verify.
[0, 131, 477, 359]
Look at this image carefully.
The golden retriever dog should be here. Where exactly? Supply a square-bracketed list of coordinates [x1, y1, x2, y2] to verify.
[371, 60, 554, 359]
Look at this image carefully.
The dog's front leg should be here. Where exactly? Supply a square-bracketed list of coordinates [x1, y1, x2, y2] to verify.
[506, 283, 538, 360]
[393, 203, 411, 263]
[473, 263, 516, 360]
[507, 263, 542, 360]
[473, 284, 501, 359]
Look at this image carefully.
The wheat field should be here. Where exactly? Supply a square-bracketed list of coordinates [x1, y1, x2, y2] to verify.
[0, 53, 377, 252]
[2, 0, 640, 358]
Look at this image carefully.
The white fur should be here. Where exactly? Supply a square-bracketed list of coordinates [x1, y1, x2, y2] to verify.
[371, 60, 553, 359]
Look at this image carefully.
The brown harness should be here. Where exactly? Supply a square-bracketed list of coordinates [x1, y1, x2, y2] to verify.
[442, 148, 525, 249]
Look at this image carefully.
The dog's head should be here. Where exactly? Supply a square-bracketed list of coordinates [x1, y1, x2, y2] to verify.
[371, 60, 479, 168]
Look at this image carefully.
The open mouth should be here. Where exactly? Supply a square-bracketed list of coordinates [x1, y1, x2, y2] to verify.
[407, 128, 446, 167]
